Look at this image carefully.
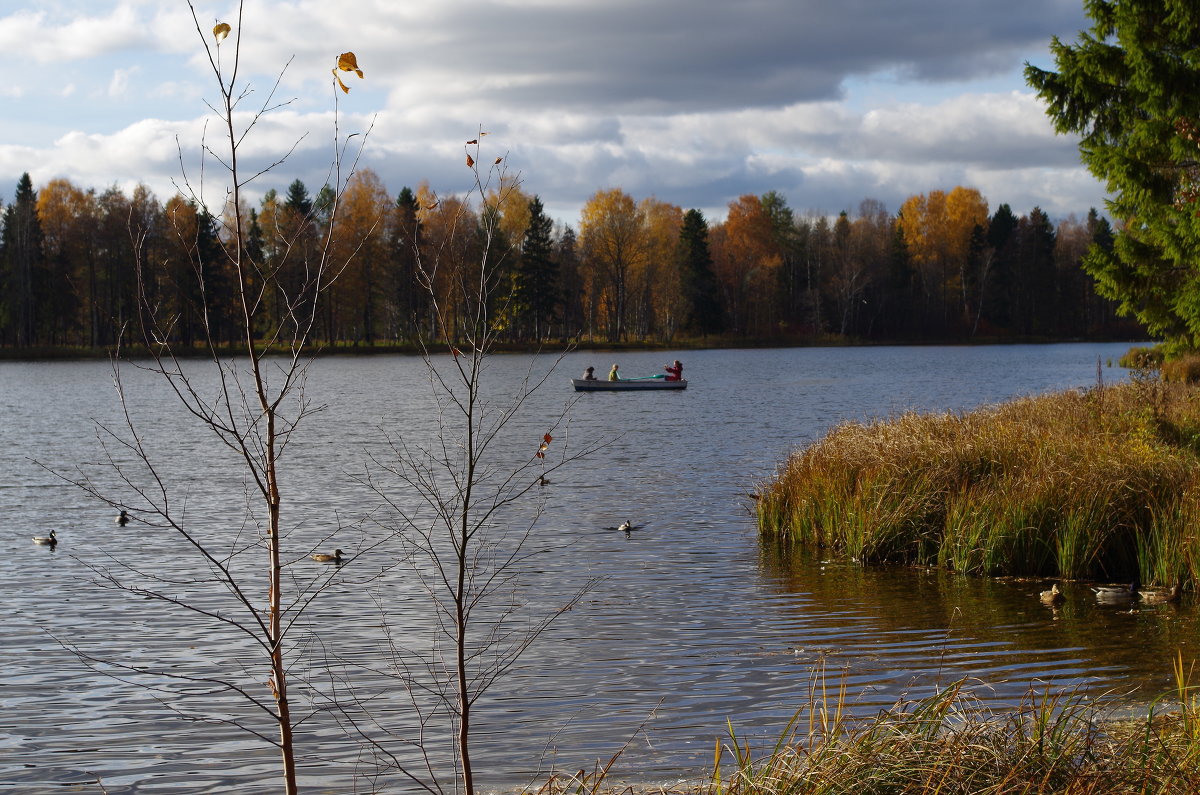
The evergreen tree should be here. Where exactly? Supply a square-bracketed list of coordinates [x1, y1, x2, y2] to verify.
[555, 226, 581, 339]
[761, 190, 801, 324]
[284, 179, 312, 217]
[1012, 208, 1057, 336]
[985, 203, 1019, 331]
[677, 209, 723, 336]
[513, 196, 558, 341]
[879, 216, 915, 338]
[1026, 0, 1200, 349]
[393, 187, 421, 339]
[1, 174, 44, 346]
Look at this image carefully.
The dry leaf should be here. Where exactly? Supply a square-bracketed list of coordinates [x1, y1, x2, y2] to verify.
[466, 138, 478, 145]
[466, 153, 475, 168]
[333, 71, 349, 94]
[425, 200, 440, 210]
[494, 157, 503, 165]
[535, 451, 545, 459]
[543, 433, 552, 443]
[337, 52, 364, 78]
[213, 22, 231, 43]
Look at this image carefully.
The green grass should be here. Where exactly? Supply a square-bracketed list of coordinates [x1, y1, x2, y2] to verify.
[757, 379, 1200, 586]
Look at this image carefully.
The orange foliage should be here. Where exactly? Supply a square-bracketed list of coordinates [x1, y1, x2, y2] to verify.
[711, 194, 782, 334]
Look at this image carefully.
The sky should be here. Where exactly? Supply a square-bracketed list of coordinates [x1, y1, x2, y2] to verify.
[0, 0, 1106, 228]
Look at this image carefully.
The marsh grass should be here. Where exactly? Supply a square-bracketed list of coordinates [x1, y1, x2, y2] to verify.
[758, 380, 1200, 584]
[521, 662, 1200, 795]
[702, 657, 1200, 795]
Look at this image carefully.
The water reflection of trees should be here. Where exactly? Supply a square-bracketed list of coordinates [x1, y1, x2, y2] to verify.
[757, 541, 1197, 704]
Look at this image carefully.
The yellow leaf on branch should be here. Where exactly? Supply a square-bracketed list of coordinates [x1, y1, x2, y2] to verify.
[213, 22, 231, 43]
[337, 52, 364, 79]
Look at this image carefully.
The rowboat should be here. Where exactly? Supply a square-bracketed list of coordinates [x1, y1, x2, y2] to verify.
[571, 377, 687, 391]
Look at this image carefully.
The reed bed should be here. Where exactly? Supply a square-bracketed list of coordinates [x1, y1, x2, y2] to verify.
[757, 379, 1200, 584]
[524, 660, 1200, 795]
[701, 658, 1200, 795]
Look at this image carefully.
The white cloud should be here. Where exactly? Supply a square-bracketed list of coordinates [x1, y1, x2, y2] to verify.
[0, 3, 155, 63]
[107, 66, 139, 98]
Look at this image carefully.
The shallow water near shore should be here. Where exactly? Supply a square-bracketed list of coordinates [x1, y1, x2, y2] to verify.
[4, 342, 1195, 794]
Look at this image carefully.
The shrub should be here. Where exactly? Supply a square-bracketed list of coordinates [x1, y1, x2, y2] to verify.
[1120, 345, 1164, 369]
[1162, 353, 1200, 383]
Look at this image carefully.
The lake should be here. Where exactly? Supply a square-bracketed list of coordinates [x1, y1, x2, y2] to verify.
[3, 342, 1194, 794]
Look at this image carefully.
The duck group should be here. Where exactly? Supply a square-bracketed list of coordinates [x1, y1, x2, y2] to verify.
[1040, 579, 1186, 607]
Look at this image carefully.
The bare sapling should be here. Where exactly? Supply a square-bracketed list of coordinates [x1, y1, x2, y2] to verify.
[347, 138, 601, 794]
[50, 3, 374, 793]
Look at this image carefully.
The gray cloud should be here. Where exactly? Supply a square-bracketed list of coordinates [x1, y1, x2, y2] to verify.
[0, 0, 1106, 228]
[362, 0, 1089, 112]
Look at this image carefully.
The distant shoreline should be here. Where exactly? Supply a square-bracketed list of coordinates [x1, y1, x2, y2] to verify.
[0, 335, 1150, 362]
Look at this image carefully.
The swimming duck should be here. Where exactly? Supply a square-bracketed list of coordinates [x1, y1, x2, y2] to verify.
[32, 529, 57, 547]
[1039, 583, 1065, 606]
[1092, 580, 1140, 603]
[311, 549, 344, 564]
[1140, 581, 1183, 605]
[116, 510, 129, 526]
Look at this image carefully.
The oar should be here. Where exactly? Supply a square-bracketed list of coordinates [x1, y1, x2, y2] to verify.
[624, 374, 667, 381]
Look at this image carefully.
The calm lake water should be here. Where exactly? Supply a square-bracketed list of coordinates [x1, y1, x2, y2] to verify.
[3, 343, 1195, 794]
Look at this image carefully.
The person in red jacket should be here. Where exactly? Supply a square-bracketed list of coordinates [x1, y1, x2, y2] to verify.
[664, 359, 683, 381]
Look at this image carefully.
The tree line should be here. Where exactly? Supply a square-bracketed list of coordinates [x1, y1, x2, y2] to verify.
[0, 171, 1142, 351]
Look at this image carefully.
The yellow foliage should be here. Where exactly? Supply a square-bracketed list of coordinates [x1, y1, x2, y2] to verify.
[332, 52, 364, 93]
[336, 52, 363, 78]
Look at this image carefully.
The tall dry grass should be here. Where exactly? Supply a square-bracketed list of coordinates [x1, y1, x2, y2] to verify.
[757, 379, 1200, 585]
[704, 657, 1200, 795]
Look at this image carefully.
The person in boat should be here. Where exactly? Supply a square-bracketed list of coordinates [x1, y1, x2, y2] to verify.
[608, 364, 620, 381]
[664, 359, 683, 381]
[582, 366, 597, 381]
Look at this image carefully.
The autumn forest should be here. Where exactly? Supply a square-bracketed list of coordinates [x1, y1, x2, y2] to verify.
[0, 170, 1143, 352]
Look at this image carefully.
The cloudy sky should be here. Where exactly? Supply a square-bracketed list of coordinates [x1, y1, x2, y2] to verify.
[0, 0, 1104, 227]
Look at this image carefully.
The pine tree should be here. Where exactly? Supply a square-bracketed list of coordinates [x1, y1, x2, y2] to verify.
[677, 209, 723, 336]
[1, 174, 44, 346]
[513, 196, 558, 341]
[1025, 0, 1200, 349]
[985, 204, 1019, 331]
[393, 187, 421, 340]
[284, 179, 312, 216]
